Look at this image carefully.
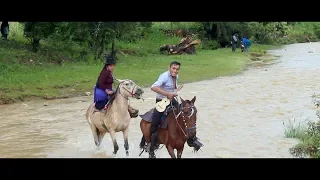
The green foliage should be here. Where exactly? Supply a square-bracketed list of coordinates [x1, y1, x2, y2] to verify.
[24, 22, 57, 52]
[200, 40, 220, 50]
[283, 118, 307, 139]
[14, 21, 320, 58]
[285, 94, 320, 158]
[314, 28, 320, 39]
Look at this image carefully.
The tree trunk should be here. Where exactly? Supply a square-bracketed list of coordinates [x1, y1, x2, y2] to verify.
[94, 36, 100, 61]
[99, 37, 105, 59]
[32, 39, 40, 53]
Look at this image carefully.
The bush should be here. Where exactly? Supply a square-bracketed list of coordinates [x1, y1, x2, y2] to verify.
[285, 94, 320, 158]
[200, 40, 220, 50]
[314, 28, 320, 40]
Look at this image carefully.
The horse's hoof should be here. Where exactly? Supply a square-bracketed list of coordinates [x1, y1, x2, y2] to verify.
[95, 141, 100, 147]
[111, 153, 117, 158]
[146, 143, 151, 152]
[149, 151, 156, 159]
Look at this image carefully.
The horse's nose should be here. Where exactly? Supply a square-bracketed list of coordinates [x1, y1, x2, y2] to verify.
[136, 88, 144, 95]
[189, 130, 196, 138]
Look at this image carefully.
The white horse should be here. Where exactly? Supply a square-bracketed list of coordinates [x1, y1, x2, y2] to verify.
[85, 79, 144, 156]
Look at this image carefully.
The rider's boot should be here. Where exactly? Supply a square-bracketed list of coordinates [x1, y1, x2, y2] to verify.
[149, 129, 159, 158]
[100, 103, 109, 113]
[128, 105, 139, 118]
[148, 108, 162, 158]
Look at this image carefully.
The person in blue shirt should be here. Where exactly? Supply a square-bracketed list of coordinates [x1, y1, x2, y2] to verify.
[241, 37, 251, 52]
[149, 61, 181, 154]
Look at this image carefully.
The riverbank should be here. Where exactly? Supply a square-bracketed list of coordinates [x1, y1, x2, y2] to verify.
[0, 42, 280, 105]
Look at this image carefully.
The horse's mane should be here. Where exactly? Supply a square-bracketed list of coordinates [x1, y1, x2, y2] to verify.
[108, 83, 120, 105]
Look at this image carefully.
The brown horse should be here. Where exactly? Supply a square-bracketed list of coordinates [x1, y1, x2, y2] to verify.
[139, 96, 203, 158]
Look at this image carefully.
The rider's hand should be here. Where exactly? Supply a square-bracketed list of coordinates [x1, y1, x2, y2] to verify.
[167, 92, 177, 99]
[106, 90, 113, 95]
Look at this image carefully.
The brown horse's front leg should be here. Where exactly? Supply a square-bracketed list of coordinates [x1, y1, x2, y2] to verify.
[166, 145, 176, 158]
[177, 147, 184, 158]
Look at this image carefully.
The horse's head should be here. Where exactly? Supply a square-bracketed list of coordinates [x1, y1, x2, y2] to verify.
[116, 79, 144, 99]
[179, 96, 204, 151]
[179, 96, 197, 139]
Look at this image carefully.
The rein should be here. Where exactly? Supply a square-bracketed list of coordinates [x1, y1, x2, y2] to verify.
[171, 97, 196, 137]
[117, 79, 137, 99]
[120, 84, 137, 99]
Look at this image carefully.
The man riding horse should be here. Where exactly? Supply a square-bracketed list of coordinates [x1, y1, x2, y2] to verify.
[149, 61, 181, 154]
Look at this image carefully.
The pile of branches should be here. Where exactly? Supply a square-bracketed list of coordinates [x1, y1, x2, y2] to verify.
[159, 36, 201, 55]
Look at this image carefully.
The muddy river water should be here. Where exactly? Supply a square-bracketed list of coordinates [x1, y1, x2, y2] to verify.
[1, 42, 320, 158]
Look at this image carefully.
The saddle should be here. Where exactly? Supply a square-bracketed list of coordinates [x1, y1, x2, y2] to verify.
[93, 102, 110, 113]
[140, 103, 179, 129]
[93, 102, 139, 118]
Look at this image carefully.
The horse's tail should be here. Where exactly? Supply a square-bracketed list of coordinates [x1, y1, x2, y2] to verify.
[139, 136, 146, 149]
[138, 136, 146, 156]
[86, 103, 95, 125]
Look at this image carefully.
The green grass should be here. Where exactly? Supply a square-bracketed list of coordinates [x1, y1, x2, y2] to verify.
[283, 118, 307, 139]
[285, 119, 320, 158]
[284, 94, 320, 158]
[0, 45, 277, 104]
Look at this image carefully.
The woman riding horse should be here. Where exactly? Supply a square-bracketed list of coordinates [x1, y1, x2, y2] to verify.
[93, 52, 138, 117]
[94, 55, 116, 110]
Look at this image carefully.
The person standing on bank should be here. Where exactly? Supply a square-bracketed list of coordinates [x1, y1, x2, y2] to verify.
[148, 61, 181, 154]
[1, 21, 9, 40]
[231, 33, 238, 53]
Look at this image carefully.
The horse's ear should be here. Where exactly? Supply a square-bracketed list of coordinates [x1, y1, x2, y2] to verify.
[116, 79, 125, 83]
[191, 96, 196, 104]
[180, 97, 185, 103]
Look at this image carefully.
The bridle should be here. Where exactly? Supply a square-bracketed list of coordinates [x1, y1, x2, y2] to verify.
[118, 80, 138, 100]
[171, 97, 197, 137]
[99, 80, 139, 130]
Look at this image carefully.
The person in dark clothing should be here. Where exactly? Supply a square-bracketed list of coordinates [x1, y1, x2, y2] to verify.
[93, 54, 139, 117]
[148, 61, 181, 155]
[94, 55, 116, 110]
[231, 33, 238, 52]
[1, 21, 9, 40]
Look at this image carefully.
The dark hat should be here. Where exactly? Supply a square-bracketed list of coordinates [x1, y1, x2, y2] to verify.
[104, 55, 116, 65]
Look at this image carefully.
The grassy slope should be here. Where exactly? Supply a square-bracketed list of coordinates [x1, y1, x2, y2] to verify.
[0, 23, 280, 104]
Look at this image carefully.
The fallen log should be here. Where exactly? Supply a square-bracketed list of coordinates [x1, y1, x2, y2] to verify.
[159, 39, 201, 55]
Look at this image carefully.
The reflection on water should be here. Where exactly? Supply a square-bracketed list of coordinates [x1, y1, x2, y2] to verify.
[1, 42, 320, 158]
